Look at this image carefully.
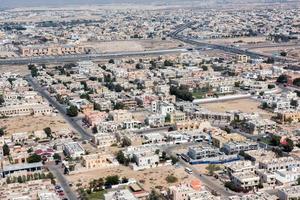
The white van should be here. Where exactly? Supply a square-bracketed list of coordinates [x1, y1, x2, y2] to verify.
[185, 167, 193, 174]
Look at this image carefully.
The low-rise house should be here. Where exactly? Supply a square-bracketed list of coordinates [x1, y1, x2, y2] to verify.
[259, 157, 300, 172]
[231, 172, 260, 191]
[225, 160, 255, 176]
[278, 185, 300, 200]
[82, 152, 116, 169]
[212, 132, 246, 148]
[84, 111, 108, 126]
[131, 150, 160, 171]
[63, 142, 85, 158]
[104, 189, 138, 200]
[222, 141, 258, 155]
[255, 170, 276, 188]
[92, 133, 117, 148]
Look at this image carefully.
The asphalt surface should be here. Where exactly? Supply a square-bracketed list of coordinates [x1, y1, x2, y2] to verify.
[0, 48, 187, 65]
[27, 75, 92, 200]
[169, 22, 297, 63]
[26, 75, 93, 140]
[47, 163, 78, 200]
[164, 144, 239, 197]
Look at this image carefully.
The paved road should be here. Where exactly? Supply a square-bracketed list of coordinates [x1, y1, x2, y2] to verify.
[47, 163, 78, 200]
[0, 48, 187, 65]
[169, 22, 296, 63]
[164, 145, 239, 197]
[27, 75, 92, 200]
[26, 75, 92, 140]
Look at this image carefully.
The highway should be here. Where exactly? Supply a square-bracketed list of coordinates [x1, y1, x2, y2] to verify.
[0, 48, 187, 65]
[169, 22, 297, 63]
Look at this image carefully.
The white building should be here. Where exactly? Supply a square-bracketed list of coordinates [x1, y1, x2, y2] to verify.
[63, 142, 85, 158]
[278, 185, 300, 200]
[104, 189, 138, 200]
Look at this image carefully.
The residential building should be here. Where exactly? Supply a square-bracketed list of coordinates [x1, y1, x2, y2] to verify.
[82, 152, 114, 169]
[104, 189, 138, 200]
[222, 141, 258, 155]
[278, 185, 300, 200]
[231, 172, 260, 191]
[63, 142, 85, 158]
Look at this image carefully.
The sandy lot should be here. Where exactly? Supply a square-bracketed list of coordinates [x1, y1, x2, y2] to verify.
[0, 65, 29, 76]
[82, 39, 185, 53]
[201, 98, 275, 119]
[203, 36, 266, 45]
[68, 165, 194, 191]
[0, 115, 70, 134]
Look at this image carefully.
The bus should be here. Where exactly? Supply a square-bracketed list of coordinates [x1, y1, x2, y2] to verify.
[185, 167, 193, 174]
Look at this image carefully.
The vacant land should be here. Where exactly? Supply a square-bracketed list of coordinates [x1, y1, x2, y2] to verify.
[0, 115, 70, 134]
[0, 65, 29, 76]
[201, 98, 274, 119]
[68, 165, 194, 192]
[203, 36, 266, 45]
[82, 39, 186, 53]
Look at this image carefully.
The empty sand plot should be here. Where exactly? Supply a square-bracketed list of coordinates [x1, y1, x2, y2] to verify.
[201, 99, 274, 119]
[68, 165, 193, 191]
[0, 115, 69, 134]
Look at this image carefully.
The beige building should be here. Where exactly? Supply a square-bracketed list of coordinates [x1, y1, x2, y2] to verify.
[19, 45, 85, 57]
[0, 179, 56, 200]
[82, 152, 113, 169]
[212, 132, 246, 148]
[176, 120, 211, 131]
[277, 111, 300, 124]
[92, 133, 117, 148]
[0, 103, 53, 117]
[170, 111, 186, 123]
[110, 110, 133, 123]
[231, 172, 260, 191]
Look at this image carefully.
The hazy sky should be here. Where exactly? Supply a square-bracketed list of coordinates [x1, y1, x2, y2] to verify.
[1, 0, 168, 8]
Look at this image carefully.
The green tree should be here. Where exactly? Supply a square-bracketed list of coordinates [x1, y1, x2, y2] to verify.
[294, 78, 300, 87]
[114, 102, 124, 110]
[276, 74, 288, 84]
[105, 175, 119, 186]
[164, 60, 173, 66]
[148, 190, 162, 200]
[108, 59, 115, 64]
[121, 138, 131, 147]
[0, 128, 4, 137]
[202, 65, 208, 71]
[0, 95, 4, 106]
[280, 51, 287, 57]
[3, 143, 10, 156]
[17, 176, 23, 183]
[282, 138, 294, 152]
[166, 175, 178, 183]
[270, 135, 281, 146]
[170, 156, 179, 165]
[170, 86, 194, 102]
[53, 153, 61, 161]
[155, 149, 160, 155]
[43, 127, 52, 138]
[206, 164, 221, 176]
[291, 99, 299, 108]
[165, 114, 171, 123]
[268, 84, 275, 89]
[116, 151, 129, 166]
[27, 153, 42, 163]
[66, 105, 78, 117]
